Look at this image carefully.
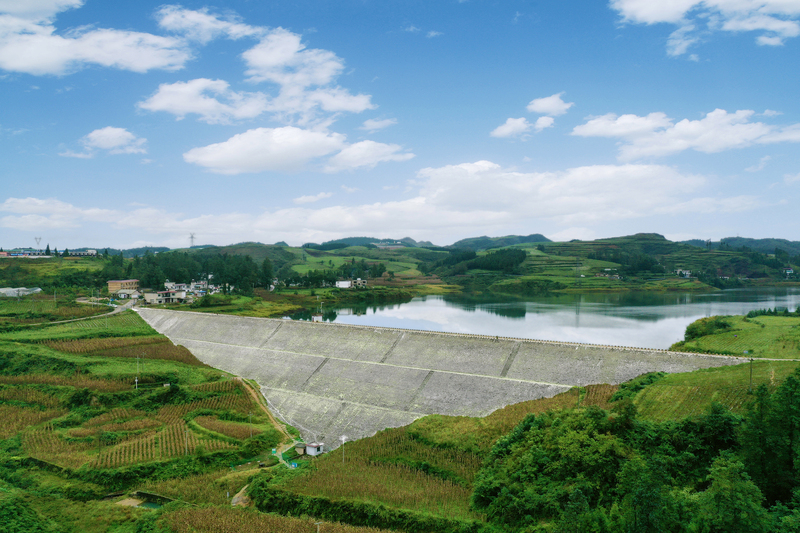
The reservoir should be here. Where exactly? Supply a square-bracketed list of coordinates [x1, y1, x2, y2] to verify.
[313, 287, 800, 349]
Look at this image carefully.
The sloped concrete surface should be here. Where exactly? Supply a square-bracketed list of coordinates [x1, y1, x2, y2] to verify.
[137, 309, 742, 446]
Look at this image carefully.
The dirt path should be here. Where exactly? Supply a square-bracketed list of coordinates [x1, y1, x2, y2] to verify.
[236, 377, 299, 466]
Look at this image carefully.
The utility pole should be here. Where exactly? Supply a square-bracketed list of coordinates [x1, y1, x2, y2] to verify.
[340, 435, 347, 464]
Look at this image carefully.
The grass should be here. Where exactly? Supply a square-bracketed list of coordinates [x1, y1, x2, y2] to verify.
[634, 360, 800, 421]
[162, 506, 399, 533]
[273, 384, 618, 522]
[672, 315, 800, 358]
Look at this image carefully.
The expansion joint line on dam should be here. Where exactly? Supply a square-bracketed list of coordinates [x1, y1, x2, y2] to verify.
[168, 336, 575, 389]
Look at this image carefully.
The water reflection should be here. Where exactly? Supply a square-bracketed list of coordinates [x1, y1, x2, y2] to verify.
[298, 288, 800, 349]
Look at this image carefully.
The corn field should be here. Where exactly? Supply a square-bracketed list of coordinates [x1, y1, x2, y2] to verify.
[84, 408, 148, 426]
[192, 379, 239, 393]
[140, 469, 249, 506]
[164, 503, 403, 533]
[348, 427, 482, 484]
[44, 336, 166, 354]
[0, 405, 66, 439]
[0, 386, 62, 408]
[23, 423, 95, 469]
[194, 416, 260, 441]
[0, 373, 129, 392]
[89, 421, 235, 469]
[282, 455, 480, 520]
[156, 394, 257, 424]
[582, 384, 619, 410]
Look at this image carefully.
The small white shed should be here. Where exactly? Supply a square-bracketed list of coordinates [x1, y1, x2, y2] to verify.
[306, 442, 324, 456]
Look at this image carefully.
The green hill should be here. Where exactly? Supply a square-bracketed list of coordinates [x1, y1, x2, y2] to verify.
[450, 233, 551, 251]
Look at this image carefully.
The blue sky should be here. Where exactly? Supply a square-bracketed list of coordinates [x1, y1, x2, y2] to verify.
[2, 0, 800, 249]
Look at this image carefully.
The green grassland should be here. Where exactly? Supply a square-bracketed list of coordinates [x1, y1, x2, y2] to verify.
[671, 314, 800, 357]
[4, 297, 800, 532]
[0, 308, 289, 532]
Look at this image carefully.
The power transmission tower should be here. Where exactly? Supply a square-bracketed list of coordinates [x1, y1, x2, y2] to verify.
[190, 233, 196, 248]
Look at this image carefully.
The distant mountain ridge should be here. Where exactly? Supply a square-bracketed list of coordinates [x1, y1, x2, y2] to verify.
[682, 237, 800, 256]
[450, 234, 551, 251]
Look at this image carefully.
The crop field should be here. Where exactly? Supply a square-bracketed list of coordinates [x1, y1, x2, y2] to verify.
[140, 468, 255, 505]
[673, 315, 800, 358]
[0, 405, 67, 439]
[0, 295, 111, 323]
[163, 506, 397, 533]
[276, 384, 619, 522]
[194, 415, 260, 440]
[2, 310, 156, 341]
[281, 452, 479, 520]
[634, 360, 800, 421]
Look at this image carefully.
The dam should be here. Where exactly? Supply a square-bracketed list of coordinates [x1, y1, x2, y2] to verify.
[137, 308, 742, 446]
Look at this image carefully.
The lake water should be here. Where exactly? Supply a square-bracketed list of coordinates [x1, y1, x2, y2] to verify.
[314, 288, 800, 349]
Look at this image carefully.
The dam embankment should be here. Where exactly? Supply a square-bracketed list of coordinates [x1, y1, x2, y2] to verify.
[137, 308, 742, 447]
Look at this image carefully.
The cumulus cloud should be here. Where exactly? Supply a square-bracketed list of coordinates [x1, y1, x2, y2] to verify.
[1, 161, 760, 245]
[0, 196, 117, 230]
[572, 108, 800, 160]
[294, 192, 333, 204]
[360, 118, 397, 132]
[490, 118, 532, 138]
[534, 116, 555, 131]
[325, 140, 415, 172]
[138, 78, 267, 124]
[526, 92, 574, 116]
[611, 0, 800, 54]
[183, 126, 346, 174]
[0, 2, 190, 75]
[240, 27, 374, 122]
[155, 5, 264, 43]
[60, 127, 146, 158]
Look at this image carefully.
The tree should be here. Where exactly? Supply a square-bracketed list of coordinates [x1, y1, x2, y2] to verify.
[261, 257, 273, 288]
[45, 244, 50, 255]
[62, 248, 70, 257]
[691, 452, 769, 533]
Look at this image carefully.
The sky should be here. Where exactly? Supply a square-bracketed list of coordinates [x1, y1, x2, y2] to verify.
[1, 0, 800, 250]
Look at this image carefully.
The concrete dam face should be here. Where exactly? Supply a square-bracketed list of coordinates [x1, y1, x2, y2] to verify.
[137, 308, 741, 447]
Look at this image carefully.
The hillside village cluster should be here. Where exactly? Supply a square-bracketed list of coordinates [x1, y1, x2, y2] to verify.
[107, 277, 368, 305]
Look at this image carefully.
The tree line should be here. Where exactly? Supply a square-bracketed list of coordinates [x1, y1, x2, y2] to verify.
[471, 368, 800, 532]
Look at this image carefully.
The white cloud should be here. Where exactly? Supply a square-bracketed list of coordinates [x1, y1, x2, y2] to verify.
[325, 140, 415, 172]
[526, 92, 574, 116]
[341, 185, 359, 193]
[0, 196, 116, 230]
[294, 192, 333, 204]
[572, 108, 800, 160]
[427, 31, 443, 38]
[0, 0, 82, 21]
[1, 162, 760, 245]
[785, 172, 800, 184]
[611, 0, 800, 54]
[404, 26, 420, 33]
[360, 118, 397, 132]
[241, 27, 374, 122]
[0, 6, 190, 75]
[60, 126, 146, 158]
[183, 126, 345, 174]
[490, 117, 532, 138]
[745, 155, 771, 172]
[83, 127, 146, 154]
[549, 228, 596, 242]
[534, 116, 555, 131]
[155, 5, 264, 43]
[138, 78, 267, 124]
